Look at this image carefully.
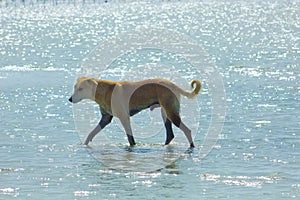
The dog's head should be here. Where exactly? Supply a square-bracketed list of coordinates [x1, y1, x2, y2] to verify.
[69, 77, 98, 103]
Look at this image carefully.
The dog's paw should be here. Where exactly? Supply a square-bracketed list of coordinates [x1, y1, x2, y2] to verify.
[185, 147, 194, 154]
[125, 146, 134, 152]
[83, 140, 90, 146]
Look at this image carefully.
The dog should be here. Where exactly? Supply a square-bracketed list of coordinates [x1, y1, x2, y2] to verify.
[69, 76, 201, 149]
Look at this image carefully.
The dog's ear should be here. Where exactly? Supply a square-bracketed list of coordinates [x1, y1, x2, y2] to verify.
[87, 78, 97, 86]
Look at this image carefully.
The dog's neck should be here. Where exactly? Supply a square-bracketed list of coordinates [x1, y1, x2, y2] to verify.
[94, 79, 116, 108]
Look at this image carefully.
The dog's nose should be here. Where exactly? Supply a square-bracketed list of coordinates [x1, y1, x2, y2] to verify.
[68, 97, 72, 102]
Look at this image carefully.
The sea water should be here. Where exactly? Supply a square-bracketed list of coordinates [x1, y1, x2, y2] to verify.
[0, 0, 299, 199]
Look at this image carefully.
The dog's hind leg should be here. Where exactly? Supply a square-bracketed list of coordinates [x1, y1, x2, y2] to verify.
[164, 119, 175, 145]
[168, 112, 194, 148]
[84, 114, 113, 145]
[177, 120, 195, 149]
[161, 109, 174, 145]
[161, 101, 195, 148]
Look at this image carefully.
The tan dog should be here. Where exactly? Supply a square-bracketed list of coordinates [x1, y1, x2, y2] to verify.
[69, 77, 201, 149]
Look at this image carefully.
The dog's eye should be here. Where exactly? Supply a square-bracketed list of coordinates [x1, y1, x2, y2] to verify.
[78, 87, 83, 91]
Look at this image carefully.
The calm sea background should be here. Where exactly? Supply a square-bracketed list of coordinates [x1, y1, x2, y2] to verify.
[0, 0, 299, 199]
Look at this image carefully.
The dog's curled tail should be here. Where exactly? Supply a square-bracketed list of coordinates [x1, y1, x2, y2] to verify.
[180, 79, 201, 99]
[191, 79, 201, 97]
[189, 79, 201, 98]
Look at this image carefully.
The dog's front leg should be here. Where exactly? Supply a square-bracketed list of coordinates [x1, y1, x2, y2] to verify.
[84, 124, 101, 145]
[84, 114, 113, 145]
[119, 116, 136, 146]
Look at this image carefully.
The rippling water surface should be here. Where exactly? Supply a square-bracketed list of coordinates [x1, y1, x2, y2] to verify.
[1, 0, 299, 199]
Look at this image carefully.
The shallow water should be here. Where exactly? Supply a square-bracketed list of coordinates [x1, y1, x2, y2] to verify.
[1, 0, 299, 199]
